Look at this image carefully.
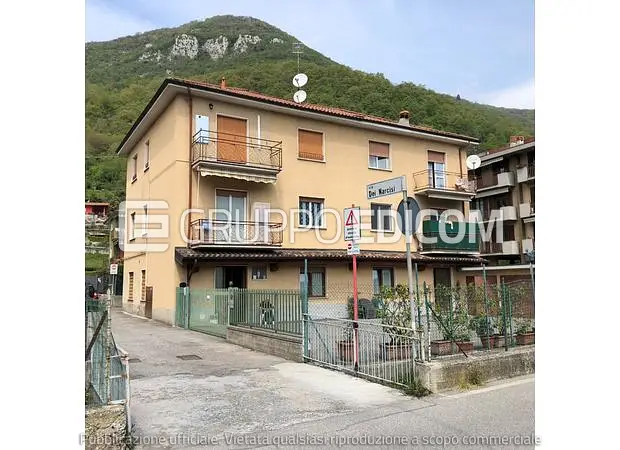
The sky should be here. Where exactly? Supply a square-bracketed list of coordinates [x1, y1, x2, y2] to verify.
[85, 0, 534, 109]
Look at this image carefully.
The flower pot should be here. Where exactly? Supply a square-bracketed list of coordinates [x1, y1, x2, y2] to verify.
[493, 334, 506, 348]
[383, 342, 413, 360]
[337, 341, 355, 362]
[431, 340, 473, 356]
[480, 335, 495, 348]
[431, 340, 453, 356]
[516, 332, 535, 346]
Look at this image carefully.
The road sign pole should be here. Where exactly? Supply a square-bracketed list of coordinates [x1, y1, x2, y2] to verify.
[352, 250, 359, 371]
[403, 189, 418, 359]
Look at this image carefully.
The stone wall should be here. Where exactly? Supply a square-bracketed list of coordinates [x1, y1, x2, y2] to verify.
[416, 346, 535, 392]
[84, 404, 130, 450]
[227, 326, 303, 362]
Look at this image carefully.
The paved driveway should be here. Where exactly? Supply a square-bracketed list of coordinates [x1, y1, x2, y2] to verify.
[112, 309, 535, 449]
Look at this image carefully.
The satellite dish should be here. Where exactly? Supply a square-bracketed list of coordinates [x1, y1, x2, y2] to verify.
[397, 197, 421, 235]
[466, 154, 482, 170]
[293, 73, 308, 88]
[293, 90, 307, 103]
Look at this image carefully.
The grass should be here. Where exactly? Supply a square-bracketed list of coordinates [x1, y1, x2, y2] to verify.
[457, 366, 485, 390]
[400, 377, 432, 398]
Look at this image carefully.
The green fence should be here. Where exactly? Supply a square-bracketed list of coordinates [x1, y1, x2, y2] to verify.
[185, 288, 230, 338]
[229, 289, 302, 336]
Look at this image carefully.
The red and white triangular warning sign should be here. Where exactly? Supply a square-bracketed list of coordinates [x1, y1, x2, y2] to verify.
[345, 210, 358, 226]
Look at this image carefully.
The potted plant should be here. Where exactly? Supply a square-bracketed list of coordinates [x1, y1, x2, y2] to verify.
[337, 297, 356, 362]
[337, 323, 355, 362]
[494, 316, 507, 348]
[376, 284, 415, 361]
[430, 286, 473, 356]
[515, 319, 535, 345]
[469, 315, 496, 349]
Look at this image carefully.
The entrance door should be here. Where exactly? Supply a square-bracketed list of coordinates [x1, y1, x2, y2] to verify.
[433, 268, 452, 310]
[144, 286, 153, 319]
[217, 115, 247, 163]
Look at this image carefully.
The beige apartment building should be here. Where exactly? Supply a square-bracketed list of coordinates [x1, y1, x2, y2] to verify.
[116, 77, 487, 324]
[463, 136, 535, 285]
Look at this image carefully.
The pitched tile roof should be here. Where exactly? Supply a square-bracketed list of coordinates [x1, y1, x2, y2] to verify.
[175, 247, 486, 265]
[169, 78, 479, 142]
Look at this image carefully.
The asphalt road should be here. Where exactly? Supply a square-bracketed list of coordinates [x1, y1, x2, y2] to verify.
[112, 309, 536, 449]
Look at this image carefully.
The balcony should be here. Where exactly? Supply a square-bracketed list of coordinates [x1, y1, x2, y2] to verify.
[412, 169, 476, 201]
[419, 220, 480, 254]
[469, 205, 517, 222]
[519, 202, 535, 222]
[189, 219, 283, 248]
[522, 238, 535, 254]
[473, 172, 515, 197]
[517, 164, 535, 183]
[191, 130, 283, 184]
[480, 240, 520, 255]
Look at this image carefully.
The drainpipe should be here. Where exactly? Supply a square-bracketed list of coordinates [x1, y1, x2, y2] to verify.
[187, 88, 193, 246]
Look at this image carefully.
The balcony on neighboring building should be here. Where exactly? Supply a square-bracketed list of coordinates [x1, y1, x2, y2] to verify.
[189, 219, 283, 248]
[480, 240, 520, 256]
[517, 164, 535, 183]
[522, 238, 535, 254]
[472, 171, 515, 198]
[469, 205, 517, 222]
[418, 220, 480, 254]
[191, 130, 283, 184]
[519, 202, 535, 222]
[412, 169, 476, 201]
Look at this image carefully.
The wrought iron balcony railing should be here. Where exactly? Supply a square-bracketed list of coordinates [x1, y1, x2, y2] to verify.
[191, 130, 282, 171]
[412, 169, 476, 193]
[189, 219, 283, 247]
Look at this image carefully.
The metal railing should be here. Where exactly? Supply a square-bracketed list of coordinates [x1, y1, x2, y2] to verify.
[229, 289, 302, 335]
[421, 231, 480, 252]
[472, 173, 499, 190]
[480, 241, 504, 253]
[527, 164, 535, 178]
[412, 169, 475, 193]
[189, 219, 283, 246]
[192, 130, 282, 170]
[304, 317, 419, 387]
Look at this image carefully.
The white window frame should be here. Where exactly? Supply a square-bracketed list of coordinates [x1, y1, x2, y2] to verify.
[299, 198, 324, 228]
[370, 203, 393, 232]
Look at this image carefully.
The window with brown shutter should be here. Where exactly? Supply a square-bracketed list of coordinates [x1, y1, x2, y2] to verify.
[427, 151, 445, 163]
[128, 272, 134, 302]
[369, 141, 390, 169]
[298, 129, 324, 161]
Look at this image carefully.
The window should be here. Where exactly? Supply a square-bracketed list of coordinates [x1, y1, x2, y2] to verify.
[142, 205, 148, 237]
[372, 268, 394, 295]
[130, 212, 136, 240]
[427, 151, 446, 188]
[141, 270, 146, 302]
[371, 203, 393, 231]
[369, 141, 390, 169]
[492, 194, 512, 209]
[300, 267, 326, 297]
[252, 265, 267, 280]
[144, 141, 150, 170]
[128, 272, 134, 302]
[131, 155, 138, 182]
[299, 197, 324, 228]
[298, 129, 324, 161]
[503, 223, 515, 242]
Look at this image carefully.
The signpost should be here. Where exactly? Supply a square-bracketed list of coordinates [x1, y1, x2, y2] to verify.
[344, 205, 361, 370]
[109, 263, 118, 300]
[366, 175, 418, 360]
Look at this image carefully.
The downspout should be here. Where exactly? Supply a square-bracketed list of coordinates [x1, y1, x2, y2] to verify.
[187, 88, 193, 248]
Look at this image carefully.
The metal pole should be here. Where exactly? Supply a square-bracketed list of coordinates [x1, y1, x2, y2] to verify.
[403, 190, 417, 359]
[482, 264, 491, 350]
[424, 282, 431, 361]
[105, 294, 112, 403]
[352, 252, 359, 371]
[503, 283, 509, 351]
[302, 258, 309, 359]
[415, 262, 424, 361]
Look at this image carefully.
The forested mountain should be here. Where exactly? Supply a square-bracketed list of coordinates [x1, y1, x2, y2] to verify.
[86, 15, 534, 206]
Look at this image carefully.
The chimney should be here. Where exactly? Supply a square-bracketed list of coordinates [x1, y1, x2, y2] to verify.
[398, 110, 410, 126]
[220, 77, 226, 89]
[509, 135, 525, 147]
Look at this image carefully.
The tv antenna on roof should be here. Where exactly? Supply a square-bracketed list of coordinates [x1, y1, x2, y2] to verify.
[292, 42, 308, 103]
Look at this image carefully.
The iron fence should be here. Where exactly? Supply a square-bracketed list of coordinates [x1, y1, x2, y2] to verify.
[85, 298, 131, 432]
[304, 317, 419, 387]
[229, 288, 302, 335]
